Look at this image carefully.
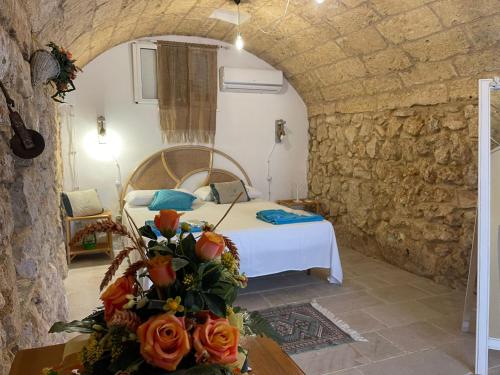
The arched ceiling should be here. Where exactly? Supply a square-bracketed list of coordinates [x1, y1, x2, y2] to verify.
[21, 0, 500, 109]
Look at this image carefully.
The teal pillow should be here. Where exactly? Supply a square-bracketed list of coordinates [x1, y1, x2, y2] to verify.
[148, 189, 196, 211]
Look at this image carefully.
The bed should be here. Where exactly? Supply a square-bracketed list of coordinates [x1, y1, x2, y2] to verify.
[121, 145, 343, 284]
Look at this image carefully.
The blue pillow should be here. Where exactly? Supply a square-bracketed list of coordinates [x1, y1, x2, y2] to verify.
[148, 189, 196, 211]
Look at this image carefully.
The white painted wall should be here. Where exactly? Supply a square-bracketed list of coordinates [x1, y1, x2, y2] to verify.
[61, 36, 309, 216]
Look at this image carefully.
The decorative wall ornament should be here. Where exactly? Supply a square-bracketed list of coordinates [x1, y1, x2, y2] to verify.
[0, 80, 45, 159]
[30, 49, 60, 87]
[30, 42, 81, 103]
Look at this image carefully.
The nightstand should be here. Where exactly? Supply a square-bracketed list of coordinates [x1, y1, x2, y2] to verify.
[275, 199, 322, 214]
[65, 211, 114, 264]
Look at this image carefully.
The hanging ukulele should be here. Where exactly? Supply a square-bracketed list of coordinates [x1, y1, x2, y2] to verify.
[0, 80, 45, 159]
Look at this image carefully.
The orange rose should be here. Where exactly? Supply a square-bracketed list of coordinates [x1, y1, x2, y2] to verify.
[137, 314, 191, 371]
[193, 314, 240, 364]
[154, 210, 181, 238]
[100, 276, 136, 321]
[148, 255, 176, 287]
[195, 232, 225, 261]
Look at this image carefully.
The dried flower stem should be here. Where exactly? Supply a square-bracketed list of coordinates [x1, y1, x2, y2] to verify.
[123, 209, 147, 261]
[223, 236, 240, 263]
[124, 260, 147, 277]
[212, 192, 243, 232]
[70, 220, 132, 246]
[100, 247, 136, 291]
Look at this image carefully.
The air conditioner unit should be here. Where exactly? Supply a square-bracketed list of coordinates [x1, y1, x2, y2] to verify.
[219, 67, 284, 94]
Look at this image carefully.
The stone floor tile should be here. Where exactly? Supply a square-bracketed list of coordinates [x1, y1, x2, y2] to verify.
[418, 291, 466, 316]
[235, 293, 272, 311]
[357, 348, 472, 375]
[347, 275, 392, 290]
[350, 332, 403, 362]
[292, 344, 369, 375]
[368, 284, 431, 303]
[316, 291, 385, 314]
[436, 336, 500, 369]
[329, 368, 365, 375]
[336, 310, 387, 334]
[407, 276, 453, 295]
[363, 300, 443, 327]
[376, 321, 458, 352]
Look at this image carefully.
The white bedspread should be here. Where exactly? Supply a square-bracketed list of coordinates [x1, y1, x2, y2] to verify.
[124, 199, 343, 284]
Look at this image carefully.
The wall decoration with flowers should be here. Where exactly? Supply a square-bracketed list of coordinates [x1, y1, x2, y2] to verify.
[30, 42, 81, 103]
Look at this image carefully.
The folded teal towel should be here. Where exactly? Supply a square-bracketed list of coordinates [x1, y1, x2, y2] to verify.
[256, 209, 323, 225]
[145, 220, 203, 237]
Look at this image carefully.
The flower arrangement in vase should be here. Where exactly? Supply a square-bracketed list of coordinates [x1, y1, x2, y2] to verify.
[45, 207, 277, 375]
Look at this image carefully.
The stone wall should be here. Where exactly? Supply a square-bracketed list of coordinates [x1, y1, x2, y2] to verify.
[0, 2, 68, 374]
[301, 2, 500, 287]
[308, 103, 478, 287]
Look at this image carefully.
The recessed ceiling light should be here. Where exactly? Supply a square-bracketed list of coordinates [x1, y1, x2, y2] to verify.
[315, 0, 325, 3]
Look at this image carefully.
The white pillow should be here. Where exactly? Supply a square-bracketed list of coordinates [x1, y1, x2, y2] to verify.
[194, 186, 213, 201]
[62, 189, 103, 217]
[124, 190, 157, 206]
[245, 185, 262, 199]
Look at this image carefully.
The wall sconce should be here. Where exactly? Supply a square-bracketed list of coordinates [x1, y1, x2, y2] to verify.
[97, 115, 107, 144]
[275, 119, 286, 143]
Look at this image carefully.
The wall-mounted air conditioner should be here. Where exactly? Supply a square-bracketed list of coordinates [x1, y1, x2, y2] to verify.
[219, 67, 284, 94]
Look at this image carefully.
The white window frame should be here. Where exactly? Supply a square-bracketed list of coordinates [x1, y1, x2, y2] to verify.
[132, 41, 158, 104]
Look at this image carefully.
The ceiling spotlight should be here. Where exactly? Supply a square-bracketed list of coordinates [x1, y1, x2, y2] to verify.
[315, 0, 325, 3]
[235, 32, 244, 50]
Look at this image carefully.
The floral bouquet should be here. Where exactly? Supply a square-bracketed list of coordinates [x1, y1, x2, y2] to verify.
[46, 42, 81, 103]
[45, 208, 277, 375]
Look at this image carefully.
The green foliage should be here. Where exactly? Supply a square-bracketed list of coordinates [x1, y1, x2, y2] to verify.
[172, 258, 189, 271]
[243, 311, 282, 344]
[139, 225, 157, 240]
[49, 319, 96, 334]
[202, 293, 226, 317]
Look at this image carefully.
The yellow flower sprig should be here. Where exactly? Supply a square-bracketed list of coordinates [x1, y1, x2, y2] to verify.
[163, 296, 185, 314]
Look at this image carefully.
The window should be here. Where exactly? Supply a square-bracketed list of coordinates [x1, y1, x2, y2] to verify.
[132, 42, 158, 104]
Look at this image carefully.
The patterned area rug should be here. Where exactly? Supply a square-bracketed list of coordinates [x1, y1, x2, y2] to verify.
[258, 301, 366, 354]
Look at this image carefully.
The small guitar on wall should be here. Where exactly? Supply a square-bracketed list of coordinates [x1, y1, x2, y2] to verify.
[0, 80, 45, 159]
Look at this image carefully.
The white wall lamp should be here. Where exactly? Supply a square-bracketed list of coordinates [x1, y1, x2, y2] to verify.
[267, 119, 287, 200]
[97, 115, 107, 144]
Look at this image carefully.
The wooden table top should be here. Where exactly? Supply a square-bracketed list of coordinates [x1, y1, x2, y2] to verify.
[10, 336, 304, 375]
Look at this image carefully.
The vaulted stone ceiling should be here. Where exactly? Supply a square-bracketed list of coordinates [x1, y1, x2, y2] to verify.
[15, 0, 500, 111]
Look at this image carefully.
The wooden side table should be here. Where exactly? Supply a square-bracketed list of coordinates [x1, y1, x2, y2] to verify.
[276, 198, 321, 214]
[10, 337, 305, 375]
[65, 211, 114, 264]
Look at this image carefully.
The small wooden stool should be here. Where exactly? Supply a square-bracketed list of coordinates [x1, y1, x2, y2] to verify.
[65, 211, 114, 264]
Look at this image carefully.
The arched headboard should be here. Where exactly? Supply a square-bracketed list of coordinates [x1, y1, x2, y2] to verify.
[120, 145, 251, 208]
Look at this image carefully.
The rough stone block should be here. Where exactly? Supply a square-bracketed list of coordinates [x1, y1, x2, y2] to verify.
[336, 26, 387, 56]
[401, 28, 470, 62]
[370, 0, 435, 16]
[399, 61, 457, 86]
[430, 0, 499, 27]
[316, 57, 367, 86]
[326, 3, 381, 35]
[321, 81, 365, 101]
[454, 48, 500, 76]
[363, 48, 412, 75]
[465, 14, 500, 49]
[376, 7, 442, 44]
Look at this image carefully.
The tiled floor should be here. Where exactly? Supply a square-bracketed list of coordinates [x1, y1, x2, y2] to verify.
[65, 247, 494, 375]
